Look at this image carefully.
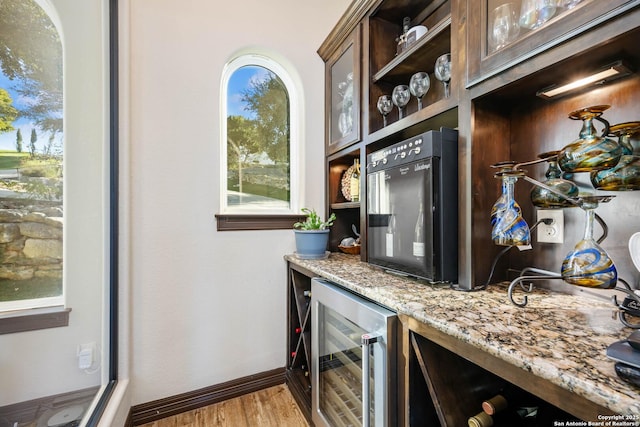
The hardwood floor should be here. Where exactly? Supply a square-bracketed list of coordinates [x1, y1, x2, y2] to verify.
[137, 384, 309, 427]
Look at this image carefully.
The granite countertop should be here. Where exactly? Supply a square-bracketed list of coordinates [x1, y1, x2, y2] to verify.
[285, 252, 640, 417]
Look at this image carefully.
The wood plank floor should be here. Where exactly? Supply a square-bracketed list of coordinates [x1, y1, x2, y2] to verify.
[138, 384, 309, 427]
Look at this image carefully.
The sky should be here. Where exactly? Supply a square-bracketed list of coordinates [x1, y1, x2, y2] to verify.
[0, 71, 60, 152]
[227, 65, 273, 119]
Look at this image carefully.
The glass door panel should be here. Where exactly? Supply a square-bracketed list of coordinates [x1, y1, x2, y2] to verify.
[318, 305, 369, 427]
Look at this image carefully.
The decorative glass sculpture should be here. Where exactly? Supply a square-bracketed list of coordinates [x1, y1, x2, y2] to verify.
[490, 162, 518, 226]
[491, 170, 531, 246]
[531, 151, 579, 208]
[561, 196, 617, 289]
[558, 105, 622, 173]
[590, 121, 640, 191]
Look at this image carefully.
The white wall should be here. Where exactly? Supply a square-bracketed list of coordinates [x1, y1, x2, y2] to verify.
[128, 0, 350, 404]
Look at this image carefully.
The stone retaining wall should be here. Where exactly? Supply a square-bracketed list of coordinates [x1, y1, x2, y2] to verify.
[0, 201, 62, 281]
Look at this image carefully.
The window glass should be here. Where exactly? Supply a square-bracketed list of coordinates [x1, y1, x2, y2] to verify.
[0, 0, 63, 311]
[222, 55, 298, 214]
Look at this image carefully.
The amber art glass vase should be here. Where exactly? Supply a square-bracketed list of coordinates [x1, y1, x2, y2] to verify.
[530, 151, 579, 208]
[491, 171, 530, 246]
[590, 121, 640, 191]
[561, 197, 617, 289]
[558, 105, 622, 173]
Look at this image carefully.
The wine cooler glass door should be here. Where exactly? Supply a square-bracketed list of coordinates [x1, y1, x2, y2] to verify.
[312, 279, 396, 427]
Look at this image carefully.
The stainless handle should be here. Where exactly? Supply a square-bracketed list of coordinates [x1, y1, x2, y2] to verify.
[361, 333, 379, 427]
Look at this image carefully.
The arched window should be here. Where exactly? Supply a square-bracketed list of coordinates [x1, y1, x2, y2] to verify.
[218, 53, 302, 229]
[0, 0, 64, 312]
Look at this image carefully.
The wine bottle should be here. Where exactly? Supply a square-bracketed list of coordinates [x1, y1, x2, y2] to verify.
[413, 201, 425, 259]
[386, 207, 396, 257]
[470, 405, 538, 427]
[480, 385, 539, 426]
[481, 385, 530, 416]
[468, 411, 493, 427]
[350, 158, 360, 202]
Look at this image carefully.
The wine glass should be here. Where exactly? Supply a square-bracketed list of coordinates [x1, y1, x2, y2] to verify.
[434, 53, 451, 98]
[489, 3, 520, 53]
[558, 0, 583, 8]
[409, 72, 430, 110]
[391, 85, 410, 119]
[377, 95, 393, 127]
[519, 0, 556, 30]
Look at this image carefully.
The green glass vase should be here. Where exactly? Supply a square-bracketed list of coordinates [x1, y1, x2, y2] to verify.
[558, 105, 622, 173]
[590, 121, 640, 191]
[531, 151, 579, 208]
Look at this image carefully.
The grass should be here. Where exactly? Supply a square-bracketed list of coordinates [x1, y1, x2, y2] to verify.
[0, 277, 62, 301]
[228, 179, 289, 201]
[0, 151, 29, 169]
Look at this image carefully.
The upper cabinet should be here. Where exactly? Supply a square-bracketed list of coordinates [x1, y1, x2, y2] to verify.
[368, 0, 454, 136]
[324, 26, 362, 155]
[466, 0, 640, 86]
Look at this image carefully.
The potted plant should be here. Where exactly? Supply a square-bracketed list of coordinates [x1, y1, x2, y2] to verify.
[293, 208, 336, 259]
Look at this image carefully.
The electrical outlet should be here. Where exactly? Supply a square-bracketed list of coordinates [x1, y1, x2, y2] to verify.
[536, 209, 564, 244]
[78, 342, 95, 370]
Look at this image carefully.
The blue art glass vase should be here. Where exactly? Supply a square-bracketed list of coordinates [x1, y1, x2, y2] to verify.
[491, 171, 530, 247]
[561, 197, 617, 289]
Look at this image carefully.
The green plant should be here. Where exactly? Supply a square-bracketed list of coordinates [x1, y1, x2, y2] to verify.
[293, 208, 336, 230]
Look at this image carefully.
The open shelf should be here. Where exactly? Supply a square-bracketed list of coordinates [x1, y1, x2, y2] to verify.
[372, 15, 451, 84]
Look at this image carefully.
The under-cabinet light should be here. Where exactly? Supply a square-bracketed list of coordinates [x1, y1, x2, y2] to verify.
[536, 60, 632, 99]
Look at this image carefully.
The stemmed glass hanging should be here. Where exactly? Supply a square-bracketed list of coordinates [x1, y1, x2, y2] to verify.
[561, 196, 617, 289]
[377, 95, 393, 127]
[491, 169, 531, 247]
[530, 151, 579, 208]
[392, 85, 410, 119]
[434, 53, 451, 98]
[590, 121, 640, 191]
[558, 105, 622, 173]
[409, 71, 430, 110]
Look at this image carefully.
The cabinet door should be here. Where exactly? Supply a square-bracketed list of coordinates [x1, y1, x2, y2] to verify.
[325, 26, 361, 155]
[466, 0, 639, 87]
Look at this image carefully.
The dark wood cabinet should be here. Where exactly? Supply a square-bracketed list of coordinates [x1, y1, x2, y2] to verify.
[463, 1, 640, 287]
[368, 0, 453, 134]
[285, 262, 314, 423]
[466, 0, 639, 87]
[325, 26, 362, 156]
[305, 0, 640, 423]
[319, 0, 460, 257]
[400, 315, 611, 426]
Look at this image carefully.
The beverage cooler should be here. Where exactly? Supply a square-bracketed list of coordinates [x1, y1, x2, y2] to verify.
[311, 278, 397, 427]
[366, 127, 458, 283]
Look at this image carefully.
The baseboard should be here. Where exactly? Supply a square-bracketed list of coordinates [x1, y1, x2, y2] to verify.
[129, 367, 286, 426]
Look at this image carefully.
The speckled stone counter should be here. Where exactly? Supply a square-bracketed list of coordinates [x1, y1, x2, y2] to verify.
[285, 252, 640, 417]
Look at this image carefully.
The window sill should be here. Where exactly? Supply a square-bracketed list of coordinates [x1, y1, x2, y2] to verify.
[215, 213, 306, 231]
[0, 306, 71, 335]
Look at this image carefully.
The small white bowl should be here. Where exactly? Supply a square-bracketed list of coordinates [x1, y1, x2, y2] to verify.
[407, 25, 428, 42]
